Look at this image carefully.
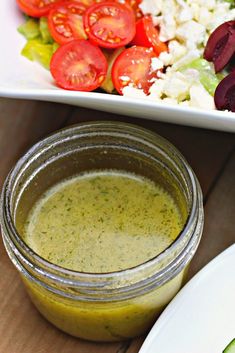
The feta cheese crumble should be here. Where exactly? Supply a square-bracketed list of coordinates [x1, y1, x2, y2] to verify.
[124, 0, 235, 110]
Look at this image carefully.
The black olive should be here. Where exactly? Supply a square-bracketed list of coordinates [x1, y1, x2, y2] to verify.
[204, 21, 235, 73]
[214, 71, 235, 111]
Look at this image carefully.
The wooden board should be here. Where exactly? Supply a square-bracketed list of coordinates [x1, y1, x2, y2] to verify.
[0, 98, 234, 353]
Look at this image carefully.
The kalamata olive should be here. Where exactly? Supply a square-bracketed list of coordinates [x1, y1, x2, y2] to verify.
[214, 72, 235, 111]
[204, 21, 235, 73]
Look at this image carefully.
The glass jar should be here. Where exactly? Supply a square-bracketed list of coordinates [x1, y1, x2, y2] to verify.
[0, 121, 203, 342]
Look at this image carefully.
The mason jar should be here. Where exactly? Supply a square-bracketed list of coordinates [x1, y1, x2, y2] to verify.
[0, 121, 204, 342]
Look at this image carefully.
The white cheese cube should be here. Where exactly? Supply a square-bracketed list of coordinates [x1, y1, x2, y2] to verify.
[189, 83, 215, 109]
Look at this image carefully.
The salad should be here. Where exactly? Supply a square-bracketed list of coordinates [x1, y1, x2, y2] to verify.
[16, 0, 235, 111]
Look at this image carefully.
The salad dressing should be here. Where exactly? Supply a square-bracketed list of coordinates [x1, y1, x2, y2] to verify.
[23, 170, 183, 273]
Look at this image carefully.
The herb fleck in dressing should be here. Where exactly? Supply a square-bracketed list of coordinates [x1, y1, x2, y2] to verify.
[24, 170, 183, 273]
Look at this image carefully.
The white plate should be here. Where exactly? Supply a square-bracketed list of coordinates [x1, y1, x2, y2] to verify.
[139, 244, 235, 353]
[1, 0, 235, 132]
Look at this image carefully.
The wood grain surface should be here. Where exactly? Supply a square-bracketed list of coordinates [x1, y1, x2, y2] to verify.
[0, 97, 234, 353]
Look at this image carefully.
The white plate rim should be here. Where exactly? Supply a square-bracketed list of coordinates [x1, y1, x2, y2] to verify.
[139, 244, 235, 353]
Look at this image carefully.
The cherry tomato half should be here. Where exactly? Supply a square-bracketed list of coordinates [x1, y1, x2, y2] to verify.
[16, 0, 63, 17]
[115, 0, 142, 19]
[73, 0, 106, 6]
[131, 16, 168, 55]
[73, 0, 94, 6]
[112, 46, 160, 94]
[83, 2, 136, 48]
[48, 1, 87, 45]
[50, 39, 108, 91]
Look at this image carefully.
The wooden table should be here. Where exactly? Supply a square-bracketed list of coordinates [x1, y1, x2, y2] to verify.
[0, 97, 234, 353]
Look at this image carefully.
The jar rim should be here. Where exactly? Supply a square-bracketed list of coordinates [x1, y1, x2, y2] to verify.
[1, 121, 203, 297]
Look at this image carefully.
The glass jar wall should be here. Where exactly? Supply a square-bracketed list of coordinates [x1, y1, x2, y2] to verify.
[0, 122, 204, 342]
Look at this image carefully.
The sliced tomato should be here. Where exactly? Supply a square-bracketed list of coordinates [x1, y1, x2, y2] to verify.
[115, 0, 143, 19]
[48, 1, 87, 45]
[112, 46, 161, 94]
[72, 0, 94, 6]
[127, 0, 143, 18]
[131, 16, 168, 55]
[73, 0, 106, 6]
[16, 0, 63, 17]
[50, 39, 108, 91]
[83, 2, 136, 48]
